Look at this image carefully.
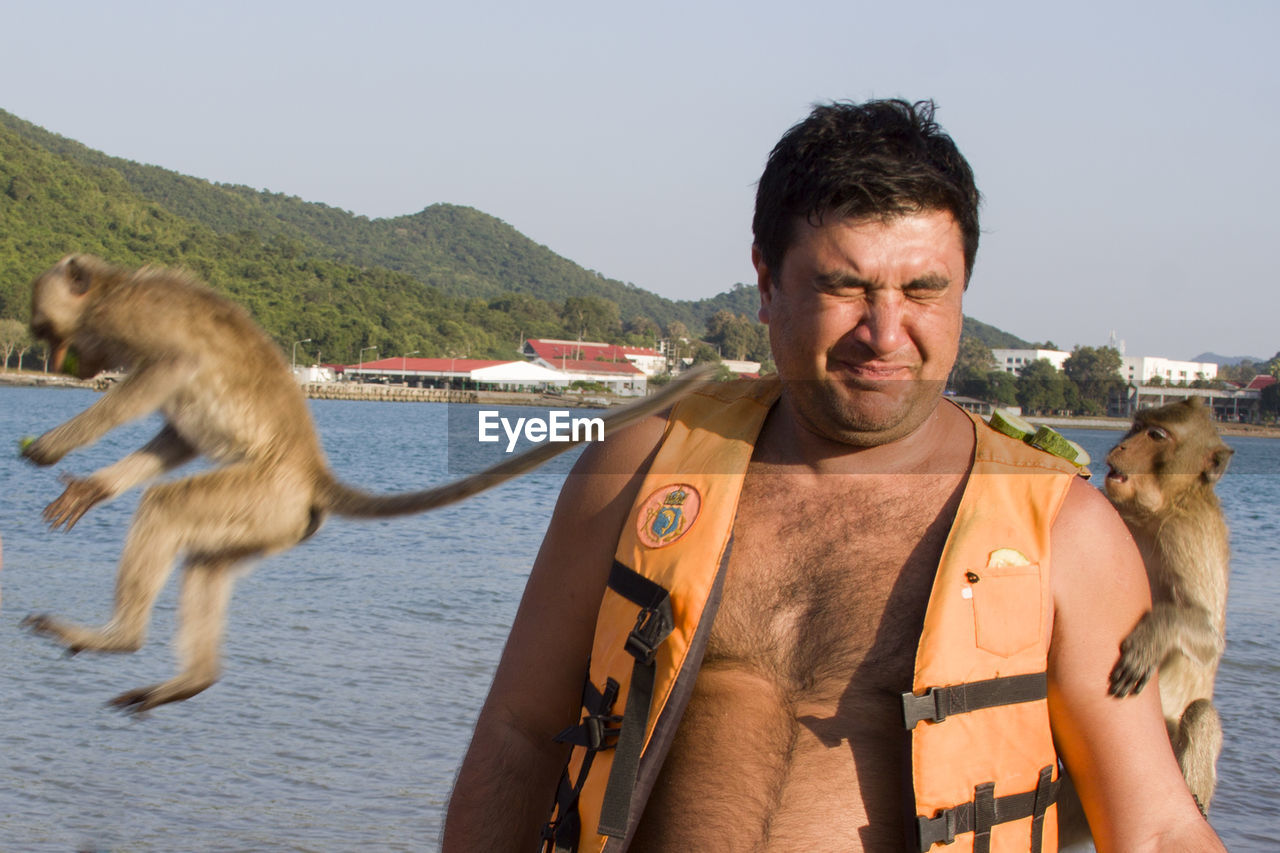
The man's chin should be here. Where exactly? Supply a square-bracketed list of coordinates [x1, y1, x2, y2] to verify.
[793, 379, 946, 446]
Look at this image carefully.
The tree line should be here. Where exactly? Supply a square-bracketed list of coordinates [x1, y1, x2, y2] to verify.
[949, 339, 1280, 419]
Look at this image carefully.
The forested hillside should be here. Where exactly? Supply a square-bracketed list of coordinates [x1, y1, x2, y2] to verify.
[0, 108, 1028, 367]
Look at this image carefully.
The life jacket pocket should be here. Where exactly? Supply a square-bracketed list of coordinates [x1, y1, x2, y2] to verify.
[968, 562, 1042, 657]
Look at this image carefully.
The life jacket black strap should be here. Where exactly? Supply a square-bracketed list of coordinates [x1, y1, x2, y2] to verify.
[597, 560, 674, 839]
[1030, 765, 1055, 852]
[552, 678, 622, 751]
[542, 770, 582, 853]
[542, 677, 621, 853]
[901, 672, 1048, 730]
[914, 767, 1060, 853]
[973, 783, 995, 853]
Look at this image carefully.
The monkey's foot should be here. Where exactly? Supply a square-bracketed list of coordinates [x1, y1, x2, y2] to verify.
[108, 674, 217, 716]
[21, 614, 140, 655]
[1109, 636, 1159, 698]
[44, 476, 111, 530]
[21, 613, 87, 655]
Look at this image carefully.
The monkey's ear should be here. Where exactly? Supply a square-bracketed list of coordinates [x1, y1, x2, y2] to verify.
[1204, 445, 1234, 484]
[65, 255, 93, 296]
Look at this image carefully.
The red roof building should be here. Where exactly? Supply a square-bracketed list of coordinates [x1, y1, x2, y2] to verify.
[524, 338, 665, 376]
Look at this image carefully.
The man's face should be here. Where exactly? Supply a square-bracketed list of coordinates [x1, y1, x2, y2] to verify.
[755, 209, 966, 447]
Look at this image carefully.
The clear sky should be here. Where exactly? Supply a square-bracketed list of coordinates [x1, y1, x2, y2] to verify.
[3, 0, 1276, 360]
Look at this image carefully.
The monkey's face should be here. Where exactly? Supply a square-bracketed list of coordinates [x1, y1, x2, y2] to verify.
[1105, 401, 1232, 518]
[30, 256, 99, 378]
[1104, 421, 1170, 515]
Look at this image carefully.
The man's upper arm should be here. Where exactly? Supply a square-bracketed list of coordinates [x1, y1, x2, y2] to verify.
[443, 412, 669, 850]
[1049, 477, 1222, 851]
[482, 415, 667, 740]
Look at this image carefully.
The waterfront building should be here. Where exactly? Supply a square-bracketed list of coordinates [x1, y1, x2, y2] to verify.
[523, 339, 665, 376]
[342, 357, 570, 393]
[992, 349, 1219, 386]
[991, 348, 1070, 374]
[1119, 356, 1218, 384]
[721, 359, 762, 377]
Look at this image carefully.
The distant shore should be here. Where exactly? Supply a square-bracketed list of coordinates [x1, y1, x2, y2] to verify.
[4, 370, 1277, 436]
[1026, 413, 1280, 439]
[0, 371, 622, 410]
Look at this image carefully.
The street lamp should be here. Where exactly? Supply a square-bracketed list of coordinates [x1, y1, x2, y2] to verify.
[402, 350, 419, 384]
[292, 338, 312, 373]
[358, 346, 377, 382]
[399, 348, 419, 384]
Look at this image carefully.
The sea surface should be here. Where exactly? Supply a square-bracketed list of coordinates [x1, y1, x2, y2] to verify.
[0, 387, 1275, 851]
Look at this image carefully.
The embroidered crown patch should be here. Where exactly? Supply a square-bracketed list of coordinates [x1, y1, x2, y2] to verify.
[636, 483, 702, 548]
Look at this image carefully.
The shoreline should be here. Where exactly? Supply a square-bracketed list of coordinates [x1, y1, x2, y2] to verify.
[0, 371, 624, 410]
[1026, 413, 1280, 439]
[4, 371, 1277, 437]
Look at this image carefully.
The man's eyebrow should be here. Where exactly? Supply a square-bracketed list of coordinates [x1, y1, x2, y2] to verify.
[903, 273, 952, 291]
[813, 271, 953, 290]
[813, 271, 873, 289]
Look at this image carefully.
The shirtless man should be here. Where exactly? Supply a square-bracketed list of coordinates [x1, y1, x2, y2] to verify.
[443, 101, 1223, 852]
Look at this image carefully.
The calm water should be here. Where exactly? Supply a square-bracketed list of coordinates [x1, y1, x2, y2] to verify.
[0, 387, 1275, 851]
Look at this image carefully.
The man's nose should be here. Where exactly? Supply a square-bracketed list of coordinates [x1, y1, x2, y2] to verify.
[851, 295, 906, 355]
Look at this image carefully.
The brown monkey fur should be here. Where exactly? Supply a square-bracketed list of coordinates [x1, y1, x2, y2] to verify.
[1105, 397, 1232, 814]
[1058, 398, 1231, 844]
[21, 254, 710, 714]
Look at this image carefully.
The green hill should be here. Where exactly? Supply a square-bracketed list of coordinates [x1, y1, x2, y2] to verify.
[0, 107, 1029, 364]
[0, 119, 556, 361]
[0, 109, 708, 328]
[962, 316, 1030, 349]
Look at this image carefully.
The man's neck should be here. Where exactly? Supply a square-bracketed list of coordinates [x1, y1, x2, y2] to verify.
[758, 394, 974, 477]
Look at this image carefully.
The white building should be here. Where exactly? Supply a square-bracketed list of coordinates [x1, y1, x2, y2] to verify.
[294, 364, 337, 383]
[721, 359, 762, 377]
[991, 348, 1070, 374]
[1120, 356, 1218, 385]
[991, 348, 1218, 386]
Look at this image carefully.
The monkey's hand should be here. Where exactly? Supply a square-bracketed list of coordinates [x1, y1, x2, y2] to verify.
[43, 475, 111, 530]
[1109, 615, 1162, 697]
[21, 432, 68, 466]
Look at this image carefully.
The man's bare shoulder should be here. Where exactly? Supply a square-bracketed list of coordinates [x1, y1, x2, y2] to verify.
[574, 407, 670, 481]
[1051, 477, 1148, 598]
[1046, 477, 1222, 849]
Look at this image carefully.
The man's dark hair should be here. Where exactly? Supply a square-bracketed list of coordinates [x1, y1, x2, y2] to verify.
[752, 99, 980, 283]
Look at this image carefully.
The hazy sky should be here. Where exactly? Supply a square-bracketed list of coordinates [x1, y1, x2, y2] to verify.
[3, 1, 1276, 359]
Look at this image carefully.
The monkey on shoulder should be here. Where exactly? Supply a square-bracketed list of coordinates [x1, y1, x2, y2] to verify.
[1104, 396, 1232, 814]
[21, 255, 709, 714]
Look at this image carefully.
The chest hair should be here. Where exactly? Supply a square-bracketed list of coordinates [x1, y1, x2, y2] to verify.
[710, 466, 965, 697]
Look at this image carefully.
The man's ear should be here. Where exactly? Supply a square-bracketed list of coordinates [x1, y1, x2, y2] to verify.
[752, 244, 774, 325]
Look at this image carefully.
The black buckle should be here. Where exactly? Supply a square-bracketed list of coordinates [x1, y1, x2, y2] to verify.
[584, 713, 619, 751]
[624, 607, 668, 665]
[916, 808, 958, 851]
[902, 687, 946, 729]
[553, 712, 621, 751]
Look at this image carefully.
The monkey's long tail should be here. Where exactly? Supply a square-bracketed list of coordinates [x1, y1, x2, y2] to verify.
[317, 365, 716, 519]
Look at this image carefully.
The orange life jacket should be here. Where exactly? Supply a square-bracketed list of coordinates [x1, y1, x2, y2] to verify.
[541, 379, 1079, 853]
